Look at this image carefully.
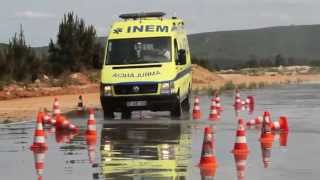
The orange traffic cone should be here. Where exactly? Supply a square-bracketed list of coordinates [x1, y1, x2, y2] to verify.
[263, 111, 273, 128]
[43, 109, 52, 125]
[52, 97, 61, 117]
[260, 141, 273, 168]
[246, 118, 255, 127]
[232, 119, 249, 155]
[86, 108, 97, 138]
[234, 153, 248, 180]
[209, 98, 219, 121]
[199, 127, 218, 168]
[214, 92, 223, 112]
[260, 113, 274, 144]
[208, 107, 220, 121]
[77, 95, 85, 112]
[55, 115, 67, 131]
[245, 96, 254, 106]
[32, 149, 46, 180]
[234, 89, 242, 108]
[272, 116, 289, 133]
[246, 116, 262, 127]
[68, 123, 79, 133]
[193, 96, 202, 120]
[30, 112, 48, 151]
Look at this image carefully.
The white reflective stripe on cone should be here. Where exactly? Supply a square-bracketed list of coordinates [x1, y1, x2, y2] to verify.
[194, 106, 200, 110]
[89, 114, 95, 120]
[235, 136, 247, 143]
[88, 124, 96, 131]
[54, 109, 61, 114]
[35, 136, 45, 143]
[35, 153, 45, 163]
[195, 98, 200, 103]
[37, 123, 44, 130]
[273, 121, 280, 130]
[236, 159, 247, 166]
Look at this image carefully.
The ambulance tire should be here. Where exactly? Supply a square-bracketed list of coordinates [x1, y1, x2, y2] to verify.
[122, 109, 131, 119]
[170, 94, 182, 117]
[181, 92, 191, 112]
[103, 108, 114, 119]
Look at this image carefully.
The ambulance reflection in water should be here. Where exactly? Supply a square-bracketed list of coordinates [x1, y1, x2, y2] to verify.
[100, 123, 191, 179]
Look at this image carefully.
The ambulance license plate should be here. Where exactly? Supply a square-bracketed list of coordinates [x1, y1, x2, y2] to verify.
[126, 101, 147, 107]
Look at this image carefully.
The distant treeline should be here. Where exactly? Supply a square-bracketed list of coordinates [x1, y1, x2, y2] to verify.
[0, 12, 103, 85]
[192, 54, 320, 71]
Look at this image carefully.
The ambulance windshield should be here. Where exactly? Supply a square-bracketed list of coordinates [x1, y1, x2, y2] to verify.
[106, 37, 171, 65]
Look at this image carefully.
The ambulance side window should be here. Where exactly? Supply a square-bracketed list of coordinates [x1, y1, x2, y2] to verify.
[174, 39, 179, 63]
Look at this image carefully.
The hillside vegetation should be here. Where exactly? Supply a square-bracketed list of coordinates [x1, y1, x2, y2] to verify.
[188, 25, 320, 68]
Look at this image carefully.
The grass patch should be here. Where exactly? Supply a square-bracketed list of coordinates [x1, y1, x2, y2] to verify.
[2, 119, 12, 124]
[237, 83, 247, 89]
[247, 82, 257, 89]
[220, 81, 236, 91]
[258, 82, 266, 88]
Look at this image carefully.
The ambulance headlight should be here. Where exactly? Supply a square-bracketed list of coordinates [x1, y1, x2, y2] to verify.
[160, 82, 174, 94]
[103, 85, 112, 96]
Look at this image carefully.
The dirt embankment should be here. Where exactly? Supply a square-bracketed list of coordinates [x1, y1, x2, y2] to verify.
[192, 64, 320, 90]
[1, 65, 320, 123]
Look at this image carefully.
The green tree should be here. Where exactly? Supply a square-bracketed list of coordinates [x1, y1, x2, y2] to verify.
[4, 26, 40, 82]
[49, 12, 101, 76]
[274, 54, 286, 66]
[246, 54, 259, 68]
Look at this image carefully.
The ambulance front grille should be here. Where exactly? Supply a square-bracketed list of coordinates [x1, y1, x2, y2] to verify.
[114, 83, 158, 95]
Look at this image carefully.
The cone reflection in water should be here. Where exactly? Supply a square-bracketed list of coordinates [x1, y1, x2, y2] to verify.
[86, 135, 97, 164]
[193, 96, 202, 120]
[32, 149, 46, 180]
[234, 153, 248, 180]
[279, 132, 289, 147]
[199, 127, 218, 168]
[260, 141, 273, 168]
[200, 166, 216, 180]
[55, 130, 78, 144]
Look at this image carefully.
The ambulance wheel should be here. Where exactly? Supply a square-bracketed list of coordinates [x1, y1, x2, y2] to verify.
[170, 94, 182, 117]
[182, 93, 191, 112]
[103, 108, 114, 119]
[122, 109, 131, 119]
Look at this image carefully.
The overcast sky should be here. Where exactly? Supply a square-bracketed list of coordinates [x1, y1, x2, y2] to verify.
[1, 0, 320, 46]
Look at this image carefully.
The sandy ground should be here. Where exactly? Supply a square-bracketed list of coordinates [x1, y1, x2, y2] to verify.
[0, 93, 100, 123]
[1, 65, 320, 123]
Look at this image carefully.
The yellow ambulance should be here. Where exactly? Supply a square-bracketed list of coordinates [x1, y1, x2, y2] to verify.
[100, 12, 192, 118]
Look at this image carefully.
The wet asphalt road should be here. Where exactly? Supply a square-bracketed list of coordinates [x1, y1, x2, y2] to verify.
[0, 84, 320, 180]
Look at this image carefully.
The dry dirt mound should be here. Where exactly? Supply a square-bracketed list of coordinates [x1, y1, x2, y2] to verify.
[192, 64, 225, 89]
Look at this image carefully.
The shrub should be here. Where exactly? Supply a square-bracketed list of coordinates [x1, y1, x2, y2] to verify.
[221, 81, 236, 91]
[258, 82, 265, 88]
[237, 83, 247, 89]
[247, 82, 257, 89]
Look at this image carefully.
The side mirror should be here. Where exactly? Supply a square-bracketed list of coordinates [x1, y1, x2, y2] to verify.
[177, 49, 186, 65]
